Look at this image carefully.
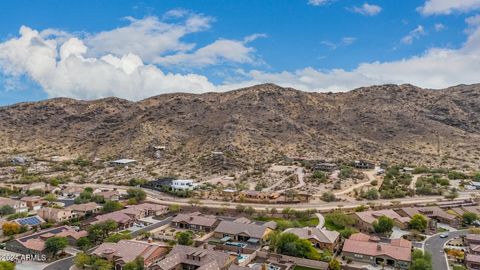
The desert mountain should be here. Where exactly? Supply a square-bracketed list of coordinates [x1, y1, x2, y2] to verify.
[1, 83, 480, 170]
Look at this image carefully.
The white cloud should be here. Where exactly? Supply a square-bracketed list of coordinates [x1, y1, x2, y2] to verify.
[307, 0, 332, 6]
[349, 3, 382, 16]
[0, 26, 215, 100]
[321, 37, 357, 49]
[86, 15, 212, 62]
[220, 23, 480, 92]
[434, 23, 446, 31]
[401, 25, 426, 44]
[418, 0, 480, 15]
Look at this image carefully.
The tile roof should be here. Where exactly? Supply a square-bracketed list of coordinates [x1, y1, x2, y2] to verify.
[355, 209, 411, 225]
[284, 227, 339, 244]
[172, 212, 218, 227]
[214, 220, 271, 239]
[14, 226, 87, 251]
[343, 233, 412, 262]
[67, 202, 101, 212]
[466, 253, 480, 263]
[92, 240, 168, 264]
[94, 212, 133, 224]
[155, 245, 232, 270]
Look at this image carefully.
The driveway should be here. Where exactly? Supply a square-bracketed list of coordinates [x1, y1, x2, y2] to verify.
[424, 230, 467, 270]
[315, 213, 325, 229]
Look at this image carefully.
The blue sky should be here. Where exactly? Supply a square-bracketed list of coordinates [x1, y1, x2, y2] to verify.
[1, 0, 480, 105]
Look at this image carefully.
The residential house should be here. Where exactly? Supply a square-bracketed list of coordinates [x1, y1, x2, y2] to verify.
[0, 197, 28, 213]
[213, 218, 275, 245]
[171, 179, 198, 191]
[21, 196, 47, 211]
[354, 160, 375, 169]
[66, 202, 102, 217]
[397, 206, 460, 228]
[171, 212, 220, 232]
[353, 209, 411, 232]
[95, 190, 121, 201]
[342, 233, 412, 269]
[61, 186, 85, 198]
[239, 190, 280, 201]
[37, 207, 77, 223]
[314, 163, 337, 172]
[93, 212, 135, 230]
[152, 245, 235, 270]
[92, 240, 169, 269]
[283, 227, 340, 252]
[110, 159, 137, 166]
[466, 254, 480, 270]
[141, 178, 175, 191]
[6, 226, 87, 256]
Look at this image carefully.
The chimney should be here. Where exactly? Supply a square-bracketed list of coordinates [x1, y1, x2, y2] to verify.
[307, 229, 312, 236]
[203, 243, 208, 249]
[190, 216, 194, 221]
[377, 244, 381, 251]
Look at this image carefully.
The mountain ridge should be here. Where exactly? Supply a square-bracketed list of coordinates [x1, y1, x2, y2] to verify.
[1, 83, 480, 171]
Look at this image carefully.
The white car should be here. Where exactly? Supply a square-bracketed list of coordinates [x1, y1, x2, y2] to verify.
[440, 233, 448, 238]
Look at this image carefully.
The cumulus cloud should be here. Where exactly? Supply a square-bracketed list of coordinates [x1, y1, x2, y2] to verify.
[401, 25, 426, 44]
[220, 23, 480, 92]
[434, 23, 446, 31]
[0, 26, 215, 100]
[418, 0, 480, 15]
[349, 3, 382, 16]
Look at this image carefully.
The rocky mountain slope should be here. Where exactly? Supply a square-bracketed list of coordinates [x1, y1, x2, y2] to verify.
[1, 83, 480, 170]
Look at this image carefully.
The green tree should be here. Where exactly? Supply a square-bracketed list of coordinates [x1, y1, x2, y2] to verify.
[0, 261, 15, 270]
[45, 237, 68, 258]
[321, 192, 336, 202]
[373, 215, 394, 234]
[126, 188, 146, 202]
[275, 233, 320, 260]
[102, 201, 123, 213]
[176, 231, 193, 246]
[169, 204, 182, 213]
[91, 258, 113, 270]
[409, 214, 428, 232]
[328, 259, 341, 270]
[123, 256, 145, 270]
[74, 252, 92, 268]
[105, 233, 132, 243]
[0, 205, 15, 216]
[76, 237, 92, 251]
[44, 193, 57, 202]
[410, 250, 432, 270]
[463, 212, 478, 225]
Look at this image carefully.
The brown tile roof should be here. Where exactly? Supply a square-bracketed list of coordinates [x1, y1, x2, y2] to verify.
[466, 253, 480, 263]
[172, 212, 218, 227]
[96, 190, 120, 199]
[20, 196, 44, 202]
[92, 240, 168, 264]
[67, 202, 101, 212]
[284, 227, 339, 244]
[355, 209, 411, 225]
[214, 220, 271, 239]
[13, 226, 87, 251]
[466, 234, 480, 242]
[343, 233, 412, 262]
[94, 212, 133, 224]
[155, 245, 232, 270]
[403, 206, 457, 221]
[0, 197, 26, 208]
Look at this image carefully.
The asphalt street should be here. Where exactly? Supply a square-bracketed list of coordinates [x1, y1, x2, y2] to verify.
[424, 230, 467, 270]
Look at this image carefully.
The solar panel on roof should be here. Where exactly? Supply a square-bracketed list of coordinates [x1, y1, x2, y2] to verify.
[17, 216, 42, 226]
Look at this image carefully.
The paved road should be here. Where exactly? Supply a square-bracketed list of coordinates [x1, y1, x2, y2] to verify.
[424, 230, 467, 270]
